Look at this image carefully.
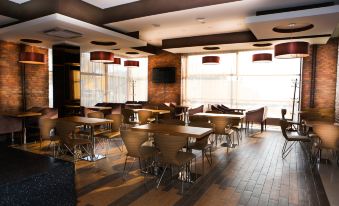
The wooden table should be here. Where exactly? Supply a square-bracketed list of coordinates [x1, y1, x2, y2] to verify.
[132, 109, 170, 122]
[3, 112, 42, 144]
[132, 123, 212, 139]
[194, 112, 245, 119]
[86, 106, 112, 111]
[59, 116, 113, 161]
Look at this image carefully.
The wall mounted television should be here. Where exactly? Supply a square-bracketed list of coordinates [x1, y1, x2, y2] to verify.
[152, 67, 176, 83]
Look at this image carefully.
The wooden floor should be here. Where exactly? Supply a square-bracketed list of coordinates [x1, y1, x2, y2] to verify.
[15, 127, 330, 206]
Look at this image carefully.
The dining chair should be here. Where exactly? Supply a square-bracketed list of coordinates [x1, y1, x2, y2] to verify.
[121, 130, 157, 179]
[280, 119, 311, 159]
[281, 109, 300, 131]
[188, 122, 213, 174]
[209, 117, 234, 151]
[55, 120, 92, 162]
[154, 133, 196, 194]
[229, 118, 242, 143]
[137, 110, 155, 125]
[97, 114, 124, 154]
[312, 123, 339, 166]
[122, 109, 138, 128]
[87, 111, 105, 118]
[39, 118, 59, 157]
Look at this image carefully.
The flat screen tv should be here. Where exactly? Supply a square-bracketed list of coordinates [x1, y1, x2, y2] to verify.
[152, 67, 176, 83]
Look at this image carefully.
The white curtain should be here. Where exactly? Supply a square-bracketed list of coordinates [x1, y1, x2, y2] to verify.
[182, 50, 301, 118]
[80, 53, 105, 107]
[80, 54, 148, 106]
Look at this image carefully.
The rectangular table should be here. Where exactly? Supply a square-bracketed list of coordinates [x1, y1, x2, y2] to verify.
[194, 112, 245, 119]
[59, 116, 113, 161]
[131, 123, 212, 139]
[3, 112, 42, 144]
[131, 109, 170, 122]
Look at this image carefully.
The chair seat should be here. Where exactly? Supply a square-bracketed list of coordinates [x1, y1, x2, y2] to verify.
[77, 128, 110, 136]
[140, 146, 158, 159]
[99, 131, 120, 139]
[188, 142, 212, 151]
[175, 151, 196, 165]
[286, 135, 311, 142]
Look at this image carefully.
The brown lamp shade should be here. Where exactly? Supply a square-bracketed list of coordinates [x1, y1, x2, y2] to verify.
[124, 60, 139, 67]
[202, 56, 220, 65]
[90, 51, 114, 63]
[274, 42, 309, 58]
[113, 58, 121, 65]
[19, 52, 45, 64]
[252, 53, 272, 62]
[104, 57, 121, 65]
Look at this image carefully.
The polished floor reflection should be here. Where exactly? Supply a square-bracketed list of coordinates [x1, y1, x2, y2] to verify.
[14, 128, 336, 206]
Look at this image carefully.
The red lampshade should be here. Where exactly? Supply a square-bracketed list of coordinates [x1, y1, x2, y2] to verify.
[90, 51, 114, 63]
[202, 56, 220, 65]
[274, 42, 309, 58]
[19, 52, 45, 64]
[113, 58, 121, 65]
[252, 53, 272, 62]
[124, 60, 139, 67]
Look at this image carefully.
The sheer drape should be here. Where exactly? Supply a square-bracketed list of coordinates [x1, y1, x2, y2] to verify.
[81, 54, 148, 106]
[81, 53, 105, 107]
[182, 51, 301, 118]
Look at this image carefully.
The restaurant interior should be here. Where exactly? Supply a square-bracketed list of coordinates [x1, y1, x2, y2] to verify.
[0, 0, 339, 205]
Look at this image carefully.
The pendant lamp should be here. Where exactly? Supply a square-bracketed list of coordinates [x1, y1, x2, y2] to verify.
[19, 52, 45, 64]
[90, 51, 114, 63]
[124, 60, 139, 67]
[202, 56, 220, 65]
[252, 53, 272, 62]
[274, 41, 309, 58]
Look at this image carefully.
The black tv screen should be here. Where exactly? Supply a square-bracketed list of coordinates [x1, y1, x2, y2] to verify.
[152, 67, 176, 83]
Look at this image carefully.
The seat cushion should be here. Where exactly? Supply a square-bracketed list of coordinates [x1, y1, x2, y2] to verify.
[100, 131, 120, 139]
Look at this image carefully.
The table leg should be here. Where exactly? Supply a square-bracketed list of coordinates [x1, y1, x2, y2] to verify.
[22, 118, 26, 144]
[82, 125, 106, 162]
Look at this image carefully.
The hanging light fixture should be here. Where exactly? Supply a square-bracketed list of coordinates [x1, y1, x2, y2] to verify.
[90, 51, 114, 63]
[19, 52, 45, 65]
[104, 57, 121, 65]
[124, 60, 139, 67]
[274, 41, 309, 58]
[252, 53, 272, 62]
[202, 56, 220, 65]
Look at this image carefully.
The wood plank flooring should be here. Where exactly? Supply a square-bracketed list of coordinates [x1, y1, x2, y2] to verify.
[14, 128, 330, 206]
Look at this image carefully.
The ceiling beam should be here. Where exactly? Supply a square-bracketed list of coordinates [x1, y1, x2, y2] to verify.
[162, 31, 258, 49]
[102, 0, 241, 23]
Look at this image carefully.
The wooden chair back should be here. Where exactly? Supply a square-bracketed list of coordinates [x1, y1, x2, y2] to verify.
[105, 114, 122, 132]
[313, 124, 339, 150]
[121, 130, 148, 158]
[87, 111, 104, 119]
[137, 110, 153, 125]
[154, 134, 187, 165]
[39, 118, 56, 140]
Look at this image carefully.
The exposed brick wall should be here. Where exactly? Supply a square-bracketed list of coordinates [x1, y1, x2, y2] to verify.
[301, 38, 338, 120]
[0, 41, 49, 113]
[148, 51, 181, 104]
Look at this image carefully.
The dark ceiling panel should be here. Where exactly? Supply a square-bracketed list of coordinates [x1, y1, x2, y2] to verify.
[162, 31, 258, 49]
[103, 0, 241, 23]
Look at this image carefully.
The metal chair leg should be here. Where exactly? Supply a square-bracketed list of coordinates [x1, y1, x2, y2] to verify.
[156, 165, 167, 188]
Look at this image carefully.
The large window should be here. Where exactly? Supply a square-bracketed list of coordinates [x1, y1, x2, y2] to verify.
[80, 53, 148, 106]
[182, 50, 301, 118]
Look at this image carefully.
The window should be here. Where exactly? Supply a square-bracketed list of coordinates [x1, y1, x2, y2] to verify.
[182, 50, 301, 118]
[80, 53, 148, 106]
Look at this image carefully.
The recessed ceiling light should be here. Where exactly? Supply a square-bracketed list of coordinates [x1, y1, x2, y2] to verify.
[253, 43, 272, 47]
[152, 24, 160, 28]
[8, 0, 30, 4]
[273, 23, 314, 33]
[44, 28, 82, 39]
[126, 52, 139, 55]
[112, 48, 120, 50]
[20, 39, 42, 44]
[91, 41, 116, 46]
[203, 46, 220, 51]
[196, 17, 206, 24]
